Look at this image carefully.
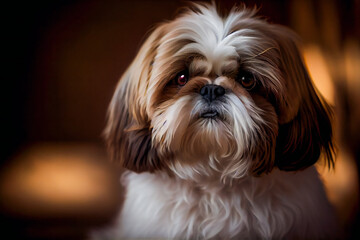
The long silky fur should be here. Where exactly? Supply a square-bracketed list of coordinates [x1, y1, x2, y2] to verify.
[96, 2, 338, 239]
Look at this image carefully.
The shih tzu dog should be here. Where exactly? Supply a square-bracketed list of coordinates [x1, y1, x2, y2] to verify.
[96, 2, 339, 239]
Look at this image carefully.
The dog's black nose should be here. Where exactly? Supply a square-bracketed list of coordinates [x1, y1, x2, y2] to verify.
[200, 84, 225, 101]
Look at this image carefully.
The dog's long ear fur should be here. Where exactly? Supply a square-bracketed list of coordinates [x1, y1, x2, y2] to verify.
[269, 26, 335, 171]
[103, 25, 166, 172]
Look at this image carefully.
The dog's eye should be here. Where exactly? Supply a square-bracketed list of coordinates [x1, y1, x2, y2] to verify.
[237, 71, 256, 90]
[175, 71, 189, 86]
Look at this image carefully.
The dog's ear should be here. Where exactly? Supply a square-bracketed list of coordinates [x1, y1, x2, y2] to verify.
[103, 25, 166, 172]
[269, 26, 335, 171]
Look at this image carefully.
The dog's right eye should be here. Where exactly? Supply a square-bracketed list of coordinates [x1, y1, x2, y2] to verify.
[175, 71, 189, 86]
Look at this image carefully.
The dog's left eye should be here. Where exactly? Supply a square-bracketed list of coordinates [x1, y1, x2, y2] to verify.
[175, 71, 189, 86]
[237, 71, 256, 90]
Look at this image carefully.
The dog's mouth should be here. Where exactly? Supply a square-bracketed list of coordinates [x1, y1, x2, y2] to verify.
[201, 109, 219, 119]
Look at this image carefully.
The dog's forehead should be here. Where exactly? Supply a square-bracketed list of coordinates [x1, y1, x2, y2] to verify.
[164, 7, 265, 75]
[189, 57, 238, 77]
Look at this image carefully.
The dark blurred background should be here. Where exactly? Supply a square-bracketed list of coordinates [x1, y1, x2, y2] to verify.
[1, 0, 359, 239]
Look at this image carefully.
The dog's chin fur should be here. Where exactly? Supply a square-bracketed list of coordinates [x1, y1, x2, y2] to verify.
[94, 2, 338, 239]
[151, 82, 277, 182]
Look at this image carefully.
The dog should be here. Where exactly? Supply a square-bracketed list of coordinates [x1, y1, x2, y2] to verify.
[95, 2, 339, 239]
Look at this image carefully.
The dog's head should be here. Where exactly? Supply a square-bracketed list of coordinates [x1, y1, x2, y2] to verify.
[104, 3, 334, 181]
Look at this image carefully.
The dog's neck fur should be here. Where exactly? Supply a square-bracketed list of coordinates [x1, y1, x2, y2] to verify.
[95, 166, 338, 239]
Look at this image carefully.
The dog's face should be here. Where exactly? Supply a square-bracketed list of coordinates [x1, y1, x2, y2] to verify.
[105, 3, 334, 181]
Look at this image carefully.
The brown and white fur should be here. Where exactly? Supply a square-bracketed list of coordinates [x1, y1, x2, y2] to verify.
[94, 3, 338, 239]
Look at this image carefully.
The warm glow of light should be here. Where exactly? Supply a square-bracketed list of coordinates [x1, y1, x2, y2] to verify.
[303, 45, 334, 103]
[317, 153, 359, 224]
[10, 156, 108, 205]
[344, 40, 360, 86]
[0, 143, 121, 218]
[308, 41, 360, 227]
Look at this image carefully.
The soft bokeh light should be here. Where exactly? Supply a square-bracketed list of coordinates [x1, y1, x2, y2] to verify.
[304, 36, 360, 237]
[0, 143, 123, 239]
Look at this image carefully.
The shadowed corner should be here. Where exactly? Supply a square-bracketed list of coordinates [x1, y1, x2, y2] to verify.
[0, 143, 124, 239]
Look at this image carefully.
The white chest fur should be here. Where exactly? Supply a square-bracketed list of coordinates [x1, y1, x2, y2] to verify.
[94, 166, 337, 239]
